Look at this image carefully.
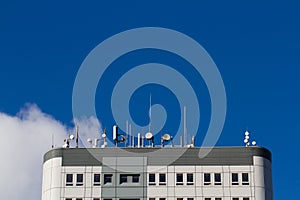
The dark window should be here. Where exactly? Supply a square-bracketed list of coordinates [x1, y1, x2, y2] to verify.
[187, 173, 194, 185]
[215, 198, 222, 200]
[243, 198, 250, 200]
[187, 198, 194, 200]
[242, 173, 249, 185]
[132, 174, 140, 183]
[94, 174, 101, 186]
[177, 198, 183, 200]
[149, 173, 156, 185]
[159, 198, 166, 200]
[104, 174, 112, 184]
[204, 173, 211, 185]
[159, 173, 166, 185]
[76, 199, 82, 200]
[120, 174, 128, 184]
[214, 173, 221, 185]
[232, 173, 239, 185]
[66, 174, 73, 186]
[205, 198, 211, 200]
[66, 199, 72, 200]
[76, 174, 83, 186]
[93, 199, 100, 200]
[232, 198, 239, 200]
[176, 173, 183, 185]
[149, 198, 155, 200]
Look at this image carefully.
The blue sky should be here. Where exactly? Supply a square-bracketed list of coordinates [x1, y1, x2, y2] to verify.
[0, 0, 299, 199]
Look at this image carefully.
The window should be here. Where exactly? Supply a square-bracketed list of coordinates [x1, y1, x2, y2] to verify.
[176, 173, 183, 185]
[120, 174, 128, 184]
[149, 198, 155, 200]
[232, 173, 239, 185]
[242, 173, 249, 185]
[204, 173, 211, 185]
[232, 198, 239, 200]
[104, 174, 113, 184]
[66, 199, 72, 200]
[214, 173, 221, 185]
[177, 198, 183, 200]
[93, 198, 100, 200]
[159, 198, 166, 200]
[187, 173, 194, 185]
[159, 173, 166, 185]
[187, 198, 194, 200]
[76, 199, 82, 200]
[93, 174, 101, 186]
[243, 198, 250, 200]
[205, 198, 211, 200]
[66, 174, 73, 186]
[215, 198, 222, 200]
[76, 174, 83, 186]
[149, 173, 156, 185]
[132, 174, 140, 183]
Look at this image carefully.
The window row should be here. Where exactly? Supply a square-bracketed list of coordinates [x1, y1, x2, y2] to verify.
[66, 173, 140, 186]
[149, 172, 249, 186]
[66, 198, 250, 200]
[65, 172, 249, 187]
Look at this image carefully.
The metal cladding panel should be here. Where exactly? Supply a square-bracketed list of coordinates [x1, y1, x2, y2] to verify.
[43, 146, 271, 166]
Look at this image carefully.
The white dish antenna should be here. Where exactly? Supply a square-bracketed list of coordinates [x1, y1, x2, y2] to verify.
[162, 133, 171, 141]
[145, 132, 153, 140]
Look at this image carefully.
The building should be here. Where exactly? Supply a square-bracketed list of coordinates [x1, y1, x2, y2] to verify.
[42, 146, 273, 200]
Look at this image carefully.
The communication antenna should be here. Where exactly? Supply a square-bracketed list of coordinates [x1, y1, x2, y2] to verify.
[125, 121, 129, 147]
[51, 133, 54, 148]
[113, 125, 126, 147]
[149, 94, 152, 133]
[75, 125, 79, 148]
[161, 133, 172, 147]
[184, 106, 187, 146]
[145, 132, 154, 147]
[243, 130, 257, 147]
[101, 128, 107, 148]
[63, 134, 74, 148]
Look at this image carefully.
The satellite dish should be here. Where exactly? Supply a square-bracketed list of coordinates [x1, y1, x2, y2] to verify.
[244, 139, 249, 144]
[69, 135, 75, 140]
[145, 132, 153, 140]
[87, 138, 92, 143]
[102, 133, 106, 138]
[252, 141, 257, 146]
[245, 135, 250, 140]
[162, 133, 171, 141]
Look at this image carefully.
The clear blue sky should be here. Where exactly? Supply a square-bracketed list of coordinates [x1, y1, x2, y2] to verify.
[0, 1, 299, 199]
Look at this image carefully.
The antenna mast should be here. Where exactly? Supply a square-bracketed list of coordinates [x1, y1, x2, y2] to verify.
[184, 106, 187, 146]
[75, 125, 79, 148]
[149, 94, 152, 133]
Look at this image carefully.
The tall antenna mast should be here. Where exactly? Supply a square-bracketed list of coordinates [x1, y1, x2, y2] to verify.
[51, 133, 54, 148]
[75, 125, 79, 148]
[149, 94, 152, 133]
[184, 106, 187, 146]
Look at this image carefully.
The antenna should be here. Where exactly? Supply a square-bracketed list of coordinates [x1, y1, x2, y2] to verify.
[161, 133, 172, 147]
[145, 132, 154, 147]
[243, 130, 257, 147]
[184, 106, 187, 146]
[63, 134, 75, 148]
[149, 94, 152, 133]
[101, 128, 107, 148]
[75, 125, 79, 148]
[51, 133, 54, 148]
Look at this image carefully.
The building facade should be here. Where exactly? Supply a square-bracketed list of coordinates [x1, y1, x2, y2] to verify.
[42, 147, 273, 200]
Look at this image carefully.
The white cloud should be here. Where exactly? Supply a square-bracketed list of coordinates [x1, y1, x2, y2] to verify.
[0, 104, 81, 199]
